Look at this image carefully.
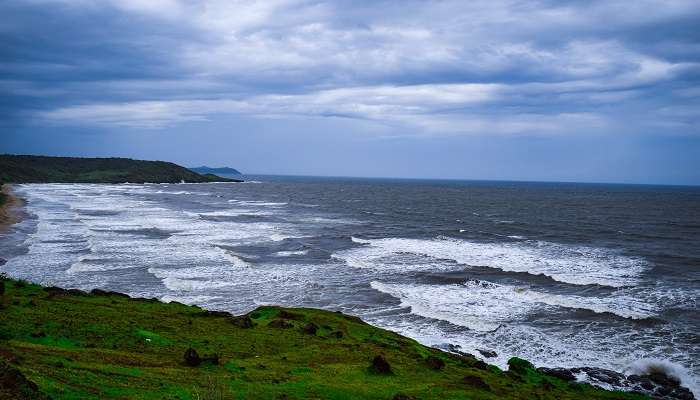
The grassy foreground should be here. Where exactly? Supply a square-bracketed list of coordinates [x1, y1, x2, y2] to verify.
[0, 278, 646, 400]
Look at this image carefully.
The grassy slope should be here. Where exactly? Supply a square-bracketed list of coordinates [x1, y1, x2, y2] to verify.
[0, 155, 240, 184]
[0, 279, 646, 400]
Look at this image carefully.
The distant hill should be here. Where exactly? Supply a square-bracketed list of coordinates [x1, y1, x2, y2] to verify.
[0, 154, 242, 184]
[190, 166, 242, 175]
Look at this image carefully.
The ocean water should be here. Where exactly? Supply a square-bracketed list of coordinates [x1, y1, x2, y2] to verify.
[1, 176, 699, 393]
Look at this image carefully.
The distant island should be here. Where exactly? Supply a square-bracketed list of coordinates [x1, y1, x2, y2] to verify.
[190, 166, 242, 175]
[0, 155, 242, 184]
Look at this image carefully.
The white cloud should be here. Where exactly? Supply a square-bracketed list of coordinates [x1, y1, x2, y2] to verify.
[16, 0, 700, 136]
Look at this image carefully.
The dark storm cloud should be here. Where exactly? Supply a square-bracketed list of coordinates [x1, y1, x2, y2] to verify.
[1, 0, 698, 135]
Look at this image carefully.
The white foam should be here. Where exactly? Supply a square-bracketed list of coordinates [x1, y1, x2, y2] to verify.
[275, 250, 309, 256]
[338, 236, 646, 287]
[216, 247, 250, 268]
[625, 359, 699, 397]
[161, 294, 222, 305]
[237, 201, 288, 207]
[370, 280, 657, 333]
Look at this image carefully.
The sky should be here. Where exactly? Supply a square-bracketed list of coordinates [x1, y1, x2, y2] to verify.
[1, 0, 699, 185]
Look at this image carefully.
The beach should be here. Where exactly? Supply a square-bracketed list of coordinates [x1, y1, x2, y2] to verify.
[0, 184, 22, 232]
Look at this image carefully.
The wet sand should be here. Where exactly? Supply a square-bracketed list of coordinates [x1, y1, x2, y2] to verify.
[0, 184, 23, 232]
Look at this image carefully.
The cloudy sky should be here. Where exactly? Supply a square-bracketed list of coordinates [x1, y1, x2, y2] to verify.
[2, 0, 699, 184]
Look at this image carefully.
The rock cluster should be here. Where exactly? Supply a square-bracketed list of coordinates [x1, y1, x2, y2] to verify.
[537, 366, 695, 400]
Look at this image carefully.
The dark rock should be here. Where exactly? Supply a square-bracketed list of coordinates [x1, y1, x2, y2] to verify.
[462, 375, 491, 391]
[301, 322, 318, 335]
[538, 367, 576, 382]
[328, 330, 343, 339]
[184, 347, 201, 367]
[231, 316, 254, 328]
[198, 310, 232, 318]
[656, 385, 673, 397]
[278, 310, 304, 320]
[342, 314, 366, 325]
[90, 288, 129, 298]
[0, 361, 50, 400]
[370, 355, 392, 374]
[584, 367, 626, 386]
[425, 356, 445, 371]
[44, 286, 87, 298]
[268, 319, 294, 329]
[477, 349, 497, 358]
[649, 371, 681, 388]
[639, 378, 655, 391]
[672, 388, 695, 400]
[473, 360, 489, 370]
[44, 286, 69, 298]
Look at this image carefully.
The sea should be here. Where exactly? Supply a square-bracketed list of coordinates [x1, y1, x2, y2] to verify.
[1, 176, 698, 394]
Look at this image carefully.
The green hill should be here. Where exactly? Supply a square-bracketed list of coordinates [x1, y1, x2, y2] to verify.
[0, 277, 646, 400]
[0, 155, 241, 184]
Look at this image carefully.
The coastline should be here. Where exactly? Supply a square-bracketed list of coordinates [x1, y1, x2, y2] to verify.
[0, 184, 695, 399]
[0, 277, 655, 400]
[0, 184, 23, 232]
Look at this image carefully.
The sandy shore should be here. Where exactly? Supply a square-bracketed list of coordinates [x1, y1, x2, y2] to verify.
[0, 184, 23, 232]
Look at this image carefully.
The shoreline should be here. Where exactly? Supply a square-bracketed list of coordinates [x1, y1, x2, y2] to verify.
[1, 277, 659, 400]
[0, 184, 24, 232]
[0, 185, 695, 399]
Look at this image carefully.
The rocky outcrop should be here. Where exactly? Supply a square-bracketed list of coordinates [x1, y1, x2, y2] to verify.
[537, 366, 695, 400]
[477, 349, 497, 358]
[268, 319, 294, 329]
[0, 361, 50, 400]
[370, 355, 392, 374]
[184, 347, 201, 367]
[301, 322, 318, 335]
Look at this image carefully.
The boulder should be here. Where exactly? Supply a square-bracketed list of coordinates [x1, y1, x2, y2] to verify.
[328, 330, 343, 339]
[198, 310, 232, 318]
[537, 367, 576, 382]
[268, 319, 293, 329]
[0, 361, 50, 400]
[231, 316, 254, 328]
[473, 360, 489, 370]
[425, 356, 445, 371]
[477, 349, 497, 358]
[301, 322, 318, 335]
[90, 288, 129, 298]
[183, 347, 201, 367]
[370, 355, 392, 374]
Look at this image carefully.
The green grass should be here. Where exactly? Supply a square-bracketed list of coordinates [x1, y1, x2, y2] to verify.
[0, 278, 647, 400]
